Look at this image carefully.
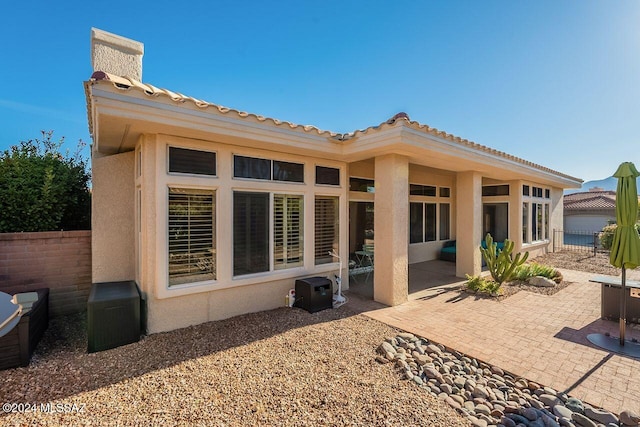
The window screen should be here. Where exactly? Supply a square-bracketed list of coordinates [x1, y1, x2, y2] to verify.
[409, 203, 424, 244]
[273, 161, 304, 183]
[233, 192, 269, 275]
[316, 166, 340, 186]
[234, 156, 271, 180]
[169, 147, 216, 176]
[439, 203, 450, 240]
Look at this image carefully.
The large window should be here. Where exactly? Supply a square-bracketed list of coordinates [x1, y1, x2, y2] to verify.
[410, 202, 437, 243]
[522, 202, 529, 243]
[522, 196, 550, 243]
[168, 188, 216, 286]
[233, 192, 304, 276]
[439, 204, 451, 240]
[273, 194, 304, 269]
[233, 192, 269, 275]
[315, 196, 339, 265]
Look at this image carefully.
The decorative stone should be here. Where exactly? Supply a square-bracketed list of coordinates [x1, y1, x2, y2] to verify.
[539, 394, 561, 408]
[522, 407, 539, 421]
[375, 355, 389, 364]
[439, 383, 453, 394]
[445, 396, 462, 410]
[412, 375, 424, 386]
[565, 398, 584, 414]
[583, 406, 618, 425]
[553, 405, 574, 419]
[423, 367, 441, 380]
[528, 276, 556, 287]
[472, 385, 490, 399]
[475, 403, 491, 416]
[469, 416, 488, 427]
[427, 344, 442, 354]
[620, 410, 640, 426]
[379, 342, 395, 355]
[572, 412, 597, 427]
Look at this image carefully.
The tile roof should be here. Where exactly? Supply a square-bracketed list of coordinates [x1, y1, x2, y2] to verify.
[85, 72, 582, 183]
[564, 191, 617, 210]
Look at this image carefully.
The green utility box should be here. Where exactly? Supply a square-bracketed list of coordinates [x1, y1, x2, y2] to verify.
[88, 281, 141, 353]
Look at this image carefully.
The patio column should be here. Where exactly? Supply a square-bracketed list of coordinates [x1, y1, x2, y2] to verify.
[456, 171, 483, 278]
[374, 154, 409, 306]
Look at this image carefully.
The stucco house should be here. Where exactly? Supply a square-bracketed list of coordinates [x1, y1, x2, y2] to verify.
[85, 29, 582, 334]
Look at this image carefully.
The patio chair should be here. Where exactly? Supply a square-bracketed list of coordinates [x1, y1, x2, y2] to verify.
[355, 243, 374, 280]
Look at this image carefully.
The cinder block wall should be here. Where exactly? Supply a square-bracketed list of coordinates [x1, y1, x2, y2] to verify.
[0, 231, 91, 316]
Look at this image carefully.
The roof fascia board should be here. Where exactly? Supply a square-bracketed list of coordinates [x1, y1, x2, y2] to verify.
[400, 126, 582, 188]
[91, 86, 341, 154]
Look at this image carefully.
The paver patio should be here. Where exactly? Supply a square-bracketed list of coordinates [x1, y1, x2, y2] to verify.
[358, 267, 640, 414]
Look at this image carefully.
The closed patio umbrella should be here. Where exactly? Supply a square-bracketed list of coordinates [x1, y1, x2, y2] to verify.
[609, 162, 640, 346]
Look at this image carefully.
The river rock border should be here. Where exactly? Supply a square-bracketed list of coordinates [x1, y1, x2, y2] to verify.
[377, 333, 640, 427]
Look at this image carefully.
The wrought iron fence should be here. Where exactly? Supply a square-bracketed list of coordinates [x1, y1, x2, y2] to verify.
[552, 229, 608, 255]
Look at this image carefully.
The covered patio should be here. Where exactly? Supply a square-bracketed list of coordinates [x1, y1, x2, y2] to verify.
[348, 259, 459, 300]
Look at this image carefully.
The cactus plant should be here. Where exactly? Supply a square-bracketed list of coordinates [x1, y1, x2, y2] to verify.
[480, 233, 529, 285]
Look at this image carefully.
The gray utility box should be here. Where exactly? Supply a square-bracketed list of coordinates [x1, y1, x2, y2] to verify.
[88, 281, 141, 353]
[601, 279, 640, 324]
[295, 277, 333, 313]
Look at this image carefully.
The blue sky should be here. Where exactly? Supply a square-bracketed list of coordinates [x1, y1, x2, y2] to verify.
[1, 1, 638, 182]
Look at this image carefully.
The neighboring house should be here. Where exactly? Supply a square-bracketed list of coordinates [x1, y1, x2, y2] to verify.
[85, 29, 583, 333]
[563, 188, 616, 233]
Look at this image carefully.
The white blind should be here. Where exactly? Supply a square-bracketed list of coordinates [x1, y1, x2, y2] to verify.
[315, 196, 339, 265]
[274, 194, 303, 269]
[168, 188, 215, 286]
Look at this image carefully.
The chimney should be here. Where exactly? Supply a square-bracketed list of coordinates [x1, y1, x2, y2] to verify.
[91, 28, 144, 81]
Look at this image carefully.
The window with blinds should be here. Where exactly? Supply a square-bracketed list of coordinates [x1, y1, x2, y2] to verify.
[168, 188, 216, 286]
[315, 196, 339, 265]
[274, 194, 304, 269]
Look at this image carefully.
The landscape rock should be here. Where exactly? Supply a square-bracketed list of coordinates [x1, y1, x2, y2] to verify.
[620, 410, 640, 426]
[528, 276, 557, 287]
[583, 406, 618, 425]
[380, 333, 630, 427]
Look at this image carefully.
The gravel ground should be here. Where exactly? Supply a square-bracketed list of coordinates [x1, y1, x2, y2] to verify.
[533, 250, 640, 280]
[0, 306, 471, 426]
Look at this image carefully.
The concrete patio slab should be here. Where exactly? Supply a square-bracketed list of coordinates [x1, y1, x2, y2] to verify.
[362, 268, 640, 414]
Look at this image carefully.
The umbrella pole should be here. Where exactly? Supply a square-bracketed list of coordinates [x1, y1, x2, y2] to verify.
[621, 267, 627, 346]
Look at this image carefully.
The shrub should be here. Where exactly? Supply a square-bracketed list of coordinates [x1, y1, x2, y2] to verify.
[514, 262, 561, 283]
[465, 274, 502, 295]
[0, 131, 91, 232]
[599, 224, 617, 250]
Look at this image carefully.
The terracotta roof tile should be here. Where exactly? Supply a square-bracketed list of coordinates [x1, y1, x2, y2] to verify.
[564, 191, 617, 210]
[85, 72, 582, 183]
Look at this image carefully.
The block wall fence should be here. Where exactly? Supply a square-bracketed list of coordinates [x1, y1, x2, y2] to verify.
[0, 231, 91, 316]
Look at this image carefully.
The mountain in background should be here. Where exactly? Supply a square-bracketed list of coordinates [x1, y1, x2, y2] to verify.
[565, 176, 640, 194]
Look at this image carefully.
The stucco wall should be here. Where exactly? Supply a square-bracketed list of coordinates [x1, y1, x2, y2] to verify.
[0, 231, 91, 316]
[139, 134, 347, 332]
[92, 151, 135, 283]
